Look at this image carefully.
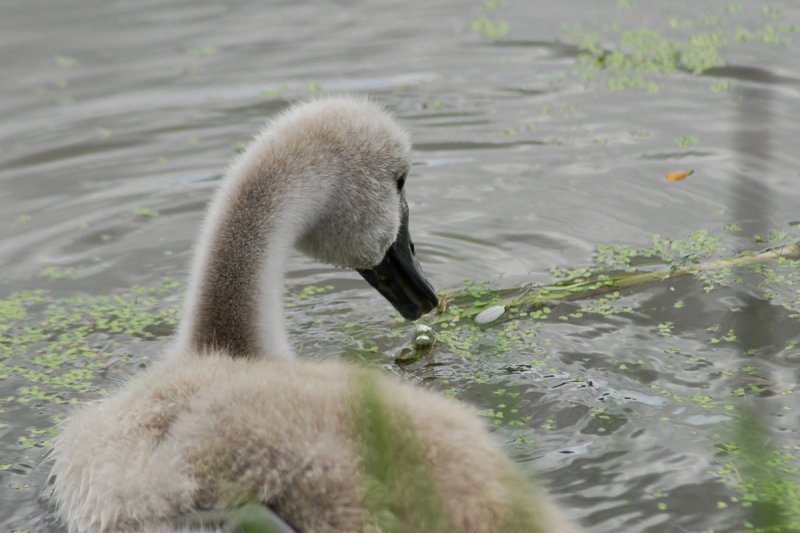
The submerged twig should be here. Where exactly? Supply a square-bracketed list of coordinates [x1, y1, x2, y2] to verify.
[438, 242, 800, 320]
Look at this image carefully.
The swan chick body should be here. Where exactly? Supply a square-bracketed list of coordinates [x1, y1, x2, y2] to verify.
[49, 97, 578, 532]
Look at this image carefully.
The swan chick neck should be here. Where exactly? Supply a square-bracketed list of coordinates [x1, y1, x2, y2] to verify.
[177, 132, 329, 359]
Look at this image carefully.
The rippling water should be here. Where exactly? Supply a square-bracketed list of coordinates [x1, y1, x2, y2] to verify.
[2, 1, 800, 531]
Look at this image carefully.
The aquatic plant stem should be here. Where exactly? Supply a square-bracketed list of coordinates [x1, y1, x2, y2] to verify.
[438, 242, 800, 317]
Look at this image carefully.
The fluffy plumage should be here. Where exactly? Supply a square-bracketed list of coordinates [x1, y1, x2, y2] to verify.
[49, 97, 578, 532]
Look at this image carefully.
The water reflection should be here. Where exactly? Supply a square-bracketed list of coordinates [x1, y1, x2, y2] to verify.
[732, 86, 774, 238]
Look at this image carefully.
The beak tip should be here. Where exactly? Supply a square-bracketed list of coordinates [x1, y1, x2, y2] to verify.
[400, 295, 438, 321]
[421, 298, 437, 316]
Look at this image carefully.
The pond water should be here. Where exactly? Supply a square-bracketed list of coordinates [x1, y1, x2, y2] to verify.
[2, 0, 800, 531]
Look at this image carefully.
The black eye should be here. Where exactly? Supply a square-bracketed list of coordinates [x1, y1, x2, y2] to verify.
[396, 172, 406, 192]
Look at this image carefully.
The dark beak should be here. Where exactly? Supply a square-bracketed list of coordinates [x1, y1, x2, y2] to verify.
[357, 197, 438, 320]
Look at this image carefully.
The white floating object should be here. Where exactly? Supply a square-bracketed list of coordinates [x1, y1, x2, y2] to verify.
[475, 305, 505, 324]
[415, 324, 433, 335]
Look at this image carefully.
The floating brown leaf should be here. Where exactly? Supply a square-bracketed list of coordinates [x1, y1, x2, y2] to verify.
[666, 170, 694, 182]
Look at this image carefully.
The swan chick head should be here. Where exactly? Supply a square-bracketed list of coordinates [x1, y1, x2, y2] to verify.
[255, 96, 438, 319]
